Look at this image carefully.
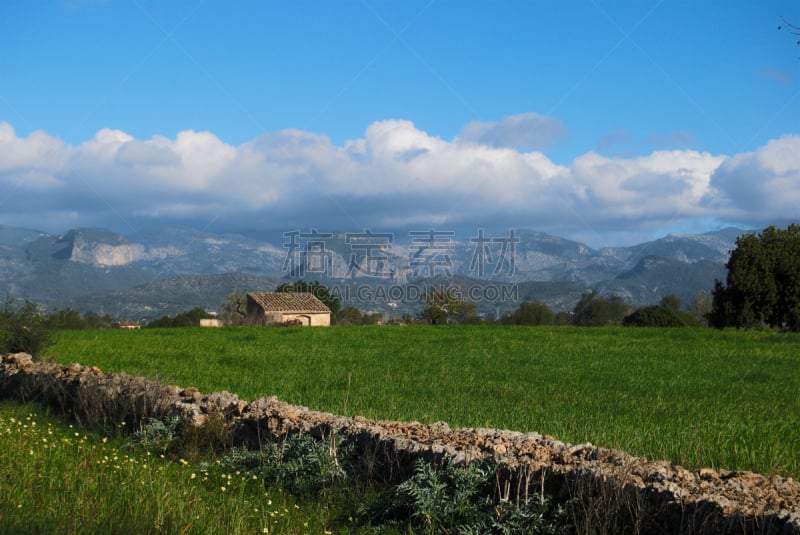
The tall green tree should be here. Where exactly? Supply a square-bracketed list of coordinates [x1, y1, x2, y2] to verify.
[502, 301, 554, 325]
[709, 224, 800, 330]
[572, 292, 631, 326]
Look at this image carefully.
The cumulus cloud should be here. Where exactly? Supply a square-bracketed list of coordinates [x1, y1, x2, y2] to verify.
[569, 150, 725, 227]
[0, 119, 798, 245]
[457, 112, 566, 151]
[709, 135, 800, 224]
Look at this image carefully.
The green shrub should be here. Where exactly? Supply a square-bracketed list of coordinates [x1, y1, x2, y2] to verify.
[502, 301, 555, 325]
[364, 459, 570, 534]
[623, 306, 700, 327]
[145, 307, 215, 328]
[220, 433, 352, 498]
[125, 414, 182, 454]
[573, 292, 632, 326]
[0, 297, 56, 358]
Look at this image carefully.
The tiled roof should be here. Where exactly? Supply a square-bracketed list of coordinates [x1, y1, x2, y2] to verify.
[247, 292, 330, 313]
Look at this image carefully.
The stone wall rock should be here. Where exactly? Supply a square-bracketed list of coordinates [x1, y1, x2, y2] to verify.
[2, 352, 798, 533]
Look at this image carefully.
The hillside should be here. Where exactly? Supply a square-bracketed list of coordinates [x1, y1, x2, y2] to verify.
[0, 224, 750, 318]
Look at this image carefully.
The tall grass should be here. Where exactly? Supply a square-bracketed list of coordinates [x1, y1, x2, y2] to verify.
[50, 325, 800, 478]
[0, 402, 332, 534]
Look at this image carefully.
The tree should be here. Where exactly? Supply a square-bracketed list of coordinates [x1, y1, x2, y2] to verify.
[572, 292, 631, 326]
[688, 291, 713, 327]
[420, 290, 477, 325]
[276, 280, 341, 320]
[46, 308, 91, 330]
[145, 308, 214, 328]
[502, 301, 554, 325]
[0, 297, 56, 358]
[219, 289, 248, 326]
[337, 307, 383, 326]
[659, 294, 681, 312]
[709, 224, 800, 330]
[623, 306, 699, 328]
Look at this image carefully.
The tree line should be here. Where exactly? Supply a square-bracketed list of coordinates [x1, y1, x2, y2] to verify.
[3, 224, 798, 357]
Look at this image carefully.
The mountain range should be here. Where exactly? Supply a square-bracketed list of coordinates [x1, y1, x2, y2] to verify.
[0, 224, 744, 320]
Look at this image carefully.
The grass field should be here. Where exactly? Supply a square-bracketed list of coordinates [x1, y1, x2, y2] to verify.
[50, 325, 800, 478]
[0, 401, 331, 534]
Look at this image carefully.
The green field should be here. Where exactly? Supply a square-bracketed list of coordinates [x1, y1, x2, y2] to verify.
[50, 325, 800, 478]
[0, 401, 329, 534]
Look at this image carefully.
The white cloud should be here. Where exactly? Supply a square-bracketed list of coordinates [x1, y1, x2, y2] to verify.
[710, 135, 800, 223]
[456, 112, 566, 151]
[0, 122, 69, 187]
[0, 119, 797, 245]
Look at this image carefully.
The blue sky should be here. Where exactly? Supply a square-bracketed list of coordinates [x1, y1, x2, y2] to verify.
[1, 0, 799, 247]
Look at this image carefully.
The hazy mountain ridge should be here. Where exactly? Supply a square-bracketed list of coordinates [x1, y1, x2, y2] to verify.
[0, 224, 751, 318]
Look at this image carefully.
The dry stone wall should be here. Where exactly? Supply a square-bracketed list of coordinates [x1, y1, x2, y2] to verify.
[2, 352, 798, 534]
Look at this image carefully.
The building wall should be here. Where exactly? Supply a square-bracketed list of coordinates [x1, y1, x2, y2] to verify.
[279, 313, 330, 326]
[244, 294, 330, 326]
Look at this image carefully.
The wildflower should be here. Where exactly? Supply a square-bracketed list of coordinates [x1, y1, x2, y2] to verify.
[220, 486, 226, 492]
[102, 437, 107, 443]
[190, 473, 196, 479]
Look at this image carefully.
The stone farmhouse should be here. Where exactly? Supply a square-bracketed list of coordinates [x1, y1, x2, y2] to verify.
[245, 292, 331, 326]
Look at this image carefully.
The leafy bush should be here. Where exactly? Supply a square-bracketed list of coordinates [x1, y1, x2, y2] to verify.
[573, 292, 632, 326]
[0, 297, 56, 358]
[146, 307, 214, 328]
[220, 433, 352, 497]
[623, 306, 700, 327]
[365, 459, 570, 534]
[125, 414, 182, 454]
[502, 301, 555, 325]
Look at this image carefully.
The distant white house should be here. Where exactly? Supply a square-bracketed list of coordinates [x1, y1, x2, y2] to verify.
[246, 292, 331, 326]
[199, 318, 223, 328]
